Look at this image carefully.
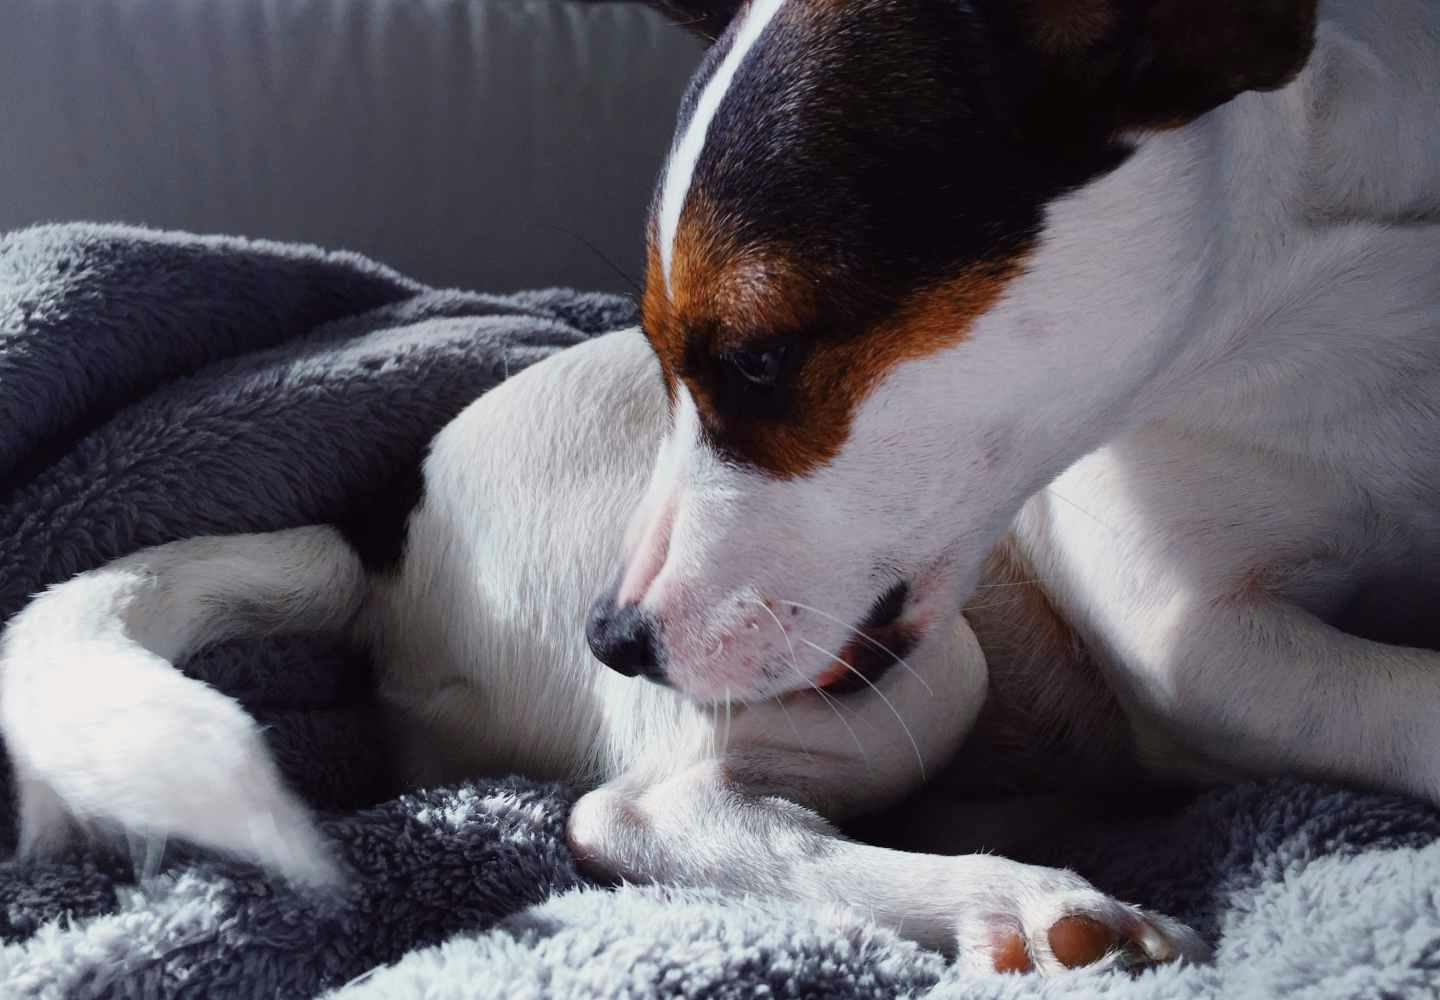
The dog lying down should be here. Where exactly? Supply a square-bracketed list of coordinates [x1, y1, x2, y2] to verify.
[0, 328, 1205, 976]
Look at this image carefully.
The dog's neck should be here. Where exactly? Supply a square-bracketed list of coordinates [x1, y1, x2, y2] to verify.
[982, 0, 1440, 493]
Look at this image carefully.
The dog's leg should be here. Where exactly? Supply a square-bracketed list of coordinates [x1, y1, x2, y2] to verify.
[570, 619, 1206, 972]
[0, 527, 365, 883]
[1123, 596, 1440, 803]
[568, 759, 1208, 973]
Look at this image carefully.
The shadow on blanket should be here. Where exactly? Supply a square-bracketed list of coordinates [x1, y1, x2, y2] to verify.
[1, 225, 1437, 999]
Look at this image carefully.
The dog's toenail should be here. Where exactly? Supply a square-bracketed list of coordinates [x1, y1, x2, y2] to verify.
[992, 931, 1032, 973]
[1048, 915, 1118, 968]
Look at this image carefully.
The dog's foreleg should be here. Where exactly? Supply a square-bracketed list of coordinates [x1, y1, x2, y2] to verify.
[0, 527, 366, 884]
[568, 618, 1203, 973]
[1124, 596, 1440, 803]
[567, 758, 1208, 974]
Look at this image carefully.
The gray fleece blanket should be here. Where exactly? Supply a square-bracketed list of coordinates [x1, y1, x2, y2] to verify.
[1, 224, 1438, 1000]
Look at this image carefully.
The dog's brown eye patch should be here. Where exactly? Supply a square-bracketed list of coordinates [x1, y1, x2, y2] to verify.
[641, 204, 822, 413]
[643, 223, 1029, 477]
[723, 258, 1025, 477]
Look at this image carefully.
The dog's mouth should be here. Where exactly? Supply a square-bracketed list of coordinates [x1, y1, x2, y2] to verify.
[814, 581, 918, 696]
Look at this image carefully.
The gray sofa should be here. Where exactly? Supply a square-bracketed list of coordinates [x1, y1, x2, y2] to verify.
[0, 0, 703, 292]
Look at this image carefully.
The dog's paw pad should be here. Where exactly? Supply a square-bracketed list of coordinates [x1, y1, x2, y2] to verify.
[1047, 914, 1119, 968]
[1030, 904, 1209, 973]
[989, 929, 1034, 973]
[967, 887, 1209, 975]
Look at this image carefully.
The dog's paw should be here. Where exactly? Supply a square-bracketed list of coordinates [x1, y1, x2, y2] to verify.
[951, 862, 1209, 975]
[565, 785, 652, 883]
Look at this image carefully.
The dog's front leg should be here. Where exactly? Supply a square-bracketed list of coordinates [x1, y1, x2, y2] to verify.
[567, 761, 1208, 974]
[1120, 595, 1440, 803]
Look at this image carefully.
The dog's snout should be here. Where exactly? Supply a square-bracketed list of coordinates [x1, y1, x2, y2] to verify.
[586, 595, 665, 682]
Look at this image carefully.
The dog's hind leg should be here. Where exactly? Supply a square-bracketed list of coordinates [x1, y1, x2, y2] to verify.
[0, 527, 366, 884]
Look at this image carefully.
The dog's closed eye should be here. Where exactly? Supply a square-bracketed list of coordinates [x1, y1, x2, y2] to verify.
[721, 342, 792, 388]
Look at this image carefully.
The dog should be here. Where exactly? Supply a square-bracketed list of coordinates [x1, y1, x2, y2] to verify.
[4, 0, 1437, 978]
[0, 327, 1205, 976]
[589, 0, 1440, 803]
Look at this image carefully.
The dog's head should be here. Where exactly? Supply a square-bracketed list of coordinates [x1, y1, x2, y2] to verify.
[588, 0, 1318, 701]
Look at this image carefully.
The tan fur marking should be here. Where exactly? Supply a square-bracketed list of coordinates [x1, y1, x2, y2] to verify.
[960, 534, 1134, 794]
[643, 205, 1028, 478]
[745, 261, 1025, 477]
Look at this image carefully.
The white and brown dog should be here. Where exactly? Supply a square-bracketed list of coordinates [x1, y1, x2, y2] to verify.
[5, 0, 1439, 978]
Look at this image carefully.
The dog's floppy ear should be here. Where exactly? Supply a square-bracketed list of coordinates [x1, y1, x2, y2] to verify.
[1011, 0, 1320, 129]
[647, 1, 745, 42]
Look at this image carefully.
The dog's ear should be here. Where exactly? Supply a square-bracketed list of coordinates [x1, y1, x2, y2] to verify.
[1009, 0, 1320, 129]
[647, 1, 745, 43]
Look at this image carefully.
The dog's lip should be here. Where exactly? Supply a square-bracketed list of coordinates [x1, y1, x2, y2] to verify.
[819, 580, 918, 696]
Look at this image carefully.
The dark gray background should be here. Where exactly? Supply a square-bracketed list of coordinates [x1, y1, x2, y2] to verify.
[0, 0, 704, 293]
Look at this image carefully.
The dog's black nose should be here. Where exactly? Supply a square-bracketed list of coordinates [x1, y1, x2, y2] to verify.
[586, 595, 665, 682]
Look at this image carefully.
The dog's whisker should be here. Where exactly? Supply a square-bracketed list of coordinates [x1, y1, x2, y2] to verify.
[723, 687, 734, 755]
[795, 637, 926, 782]
[1044, 487, 1118, 535]
[770, 693, 814, 762]
[806, 678, 871, 769]
[771, 636, 870, 767]
[774, 598, 934, 697]
[750, 598, 805, 688]
[968, 578, 1047, 591]
[750, 597, 893, 749]
[961, 594, 1032, 613]
[534, 222, 644, 295]
[750, 599, 817, 761]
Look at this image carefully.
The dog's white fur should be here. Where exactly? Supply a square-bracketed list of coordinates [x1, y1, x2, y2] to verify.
[615, 0, 1440, 802]
[657, 0, 786, 291]
[3, 0, 1435, 975]
[0, 329, 1202, 973]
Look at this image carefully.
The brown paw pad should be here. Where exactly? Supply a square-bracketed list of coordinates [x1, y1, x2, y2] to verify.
[1048, 915, 1121, 968]
[991, 931, 1033, 974]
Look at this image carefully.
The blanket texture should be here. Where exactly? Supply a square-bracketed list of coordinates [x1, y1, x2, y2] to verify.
[1, 224, 1438, 1000]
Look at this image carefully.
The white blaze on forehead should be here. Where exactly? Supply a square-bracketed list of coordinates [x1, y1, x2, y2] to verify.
[658, 0, 787, 291]
[618, 385, 705, 606]
[659, 384, 704, 483]
[625, 385, 702, 554]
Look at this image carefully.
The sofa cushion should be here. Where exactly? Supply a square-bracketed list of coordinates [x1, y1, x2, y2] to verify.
[0, 0, 702, 292]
